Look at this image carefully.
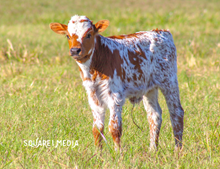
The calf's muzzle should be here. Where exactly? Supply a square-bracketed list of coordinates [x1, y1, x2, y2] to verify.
[70, 48, 81, 56]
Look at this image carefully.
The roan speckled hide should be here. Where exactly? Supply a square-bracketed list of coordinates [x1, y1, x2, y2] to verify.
[50, 15, 184, 151]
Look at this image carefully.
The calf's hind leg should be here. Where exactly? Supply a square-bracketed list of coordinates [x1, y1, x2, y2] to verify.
[160, 78, 184, 149]
[143, 88, 162, 150]
[109, 105, 122, 151]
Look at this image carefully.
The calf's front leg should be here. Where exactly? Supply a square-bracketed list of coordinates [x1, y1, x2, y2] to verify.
[92, 108, 106, 148]
[109, 105, 122, 151]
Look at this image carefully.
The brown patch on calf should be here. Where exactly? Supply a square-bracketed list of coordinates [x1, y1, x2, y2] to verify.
[90, 90, 99, 106]
[121, 68, 126, 80]
[68, 34, 80, 50]
[136, 44, 147, 60]
[90, 69, 109, 81]
[92, 123, 104, 147]
[89, 34, 150, 82]
[76, 54, 91, 64]
[79, 19, 89, 23]
[109, 118, 122, 148]
[108, 34, 137, 39]
[89, 35, 151, 83]
[133, 74, 137, 81]
[108, 32, 145, 39]
[127, 50, 144, 81]
[90, 35, 124, 81]
[152, 28, 170, 34]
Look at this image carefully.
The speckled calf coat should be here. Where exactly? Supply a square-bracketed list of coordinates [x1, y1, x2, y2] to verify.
[50, 15, 184, 150]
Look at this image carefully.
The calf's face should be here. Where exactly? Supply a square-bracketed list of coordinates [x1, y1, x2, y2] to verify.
[50, 15, 109, 62]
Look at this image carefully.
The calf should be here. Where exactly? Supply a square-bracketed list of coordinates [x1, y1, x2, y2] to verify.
[50, 15, 184, 150]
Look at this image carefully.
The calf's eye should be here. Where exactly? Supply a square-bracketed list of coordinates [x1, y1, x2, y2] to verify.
[66, 35, 70, 39]
[87, 33, 91, 39]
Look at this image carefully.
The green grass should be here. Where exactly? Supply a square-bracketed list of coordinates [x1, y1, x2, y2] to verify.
[0, 0, 220, 168]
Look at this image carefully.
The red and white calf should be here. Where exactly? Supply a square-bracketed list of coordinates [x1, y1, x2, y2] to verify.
[50, 15, 184, 150]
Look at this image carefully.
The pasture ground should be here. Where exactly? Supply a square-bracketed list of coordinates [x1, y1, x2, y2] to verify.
[0, 0, 220, 168]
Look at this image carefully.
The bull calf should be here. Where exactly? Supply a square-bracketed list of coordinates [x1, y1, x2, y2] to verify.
[50, 15, 184, 151]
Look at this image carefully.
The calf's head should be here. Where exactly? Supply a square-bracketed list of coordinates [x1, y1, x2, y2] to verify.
[50, 15, 109, 62]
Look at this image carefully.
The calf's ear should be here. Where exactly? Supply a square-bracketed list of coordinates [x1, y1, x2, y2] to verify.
[49, 23, 67, 35]
[95, 20, 109, 33]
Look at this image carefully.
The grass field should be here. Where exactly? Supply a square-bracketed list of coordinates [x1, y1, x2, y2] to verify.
[0, 0, 220, 168]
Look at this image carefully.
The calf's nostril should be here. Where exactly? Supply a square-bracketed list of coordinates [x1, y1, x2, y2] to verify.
[77, 48, 81, 54]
